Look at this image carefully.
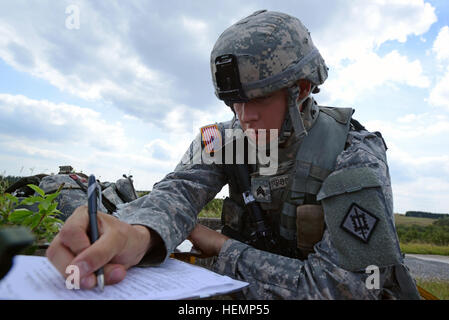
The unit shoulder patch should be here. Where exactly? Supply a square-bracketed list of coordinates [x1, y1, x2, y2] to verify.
[340, 203, 378, 243]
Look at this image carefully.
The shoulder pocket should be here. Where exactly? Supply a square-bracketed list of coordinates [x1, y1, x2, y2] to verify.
[317, 167, 402, 271]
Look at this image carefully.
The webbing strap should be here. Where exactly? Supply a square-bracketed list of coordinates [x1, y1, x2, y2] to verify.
[69, 174, 87, 193]
[279, 107, 353, 243]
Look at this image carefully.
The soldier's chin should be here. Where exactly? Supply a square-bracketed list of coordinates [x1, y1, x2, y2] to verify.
[244, 130, 271, 147]
[245, 130, 257, 143]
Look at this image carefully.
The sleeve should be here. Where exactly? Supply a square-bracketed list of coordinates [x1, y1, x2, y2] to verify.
[113, 132, 227, 265]
[212, 129, 420, 300]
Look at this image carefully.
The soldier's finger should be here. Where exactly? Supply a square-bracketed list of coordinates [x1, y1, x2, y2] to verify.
[104, 264, 127, 285]
[62, 207, 111, 255]
[64, 205, 90, 229]
[76, 263, 127, 289]
[58, 206, 92, 255]
[46, 235, 76, 279]
[58, 224, 91, 255]
[70, 225, 126, 279]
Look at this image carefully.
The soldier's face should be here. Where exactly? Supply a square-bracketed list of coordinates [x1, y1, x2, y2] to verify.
[233, 89, 288, 143]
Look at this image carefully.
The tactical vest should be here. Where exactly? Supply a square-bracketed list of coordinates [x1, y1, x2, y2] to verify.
[222, 106, 353, 259]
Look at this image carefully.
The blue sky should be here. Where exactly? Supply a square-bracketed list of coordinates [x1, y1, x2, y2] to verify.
[0, 0, 448, 214]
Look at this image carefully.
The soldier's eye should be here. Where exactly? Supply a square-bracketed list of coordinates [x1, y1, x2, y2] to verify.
[234, 103, 244, 110]
[254, 95, 272, 103]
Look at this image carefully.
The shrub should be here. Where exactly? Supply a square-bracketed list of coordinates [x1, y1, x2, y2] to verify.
[396, 222, 449, 246]
[199, 198, 223, 218]
[0, 184, 64, 253]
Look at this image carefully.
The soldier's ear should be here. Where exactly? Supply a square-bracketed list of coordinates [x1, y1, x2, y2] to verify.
[230, 104, 236, 115]
[297, 79, 312, 99]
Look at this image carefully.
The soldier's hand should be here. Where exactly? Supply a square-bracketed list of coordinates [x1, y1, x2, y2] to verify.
[46, 205, 158, 289]
[187, 224, 229, 258]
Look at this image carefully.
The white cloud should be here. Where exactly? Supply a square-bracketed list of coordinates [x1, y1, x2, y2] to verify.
[0, 93, 127, 150]
[308, 1, 436, 105]
[0, 134, 77, 163]
[428, 27, 449, 109]
[393, 177, 449, 214]
[0, 94, 182, 189]
[429, 66, 449, 109]
[387, 144, 449, 213]
[0, 1, 438, 123]
[315, 0, 437, 66]
[363, 113, 449, 213]
[161, 101, 233, 137]
[365, 113, 449, 140]
[432, 26, 449, 61]
[387, 142, 449, 173]
[323, 50, 430, 104]
[0, 1, 180, 127]
[181, 16, 212, 56]
[144, 139, 176, 161]
[0, 92, 231, 190]
[0, 0, 445, 207]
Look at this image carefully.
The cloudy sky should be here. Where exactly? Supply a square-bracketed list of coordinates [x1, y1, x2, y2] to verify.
[0, 0, 448, 214]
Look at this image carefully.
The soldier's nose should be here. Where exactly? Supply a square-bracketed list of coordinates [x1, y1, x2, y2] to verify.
[240, 103, 259, 123]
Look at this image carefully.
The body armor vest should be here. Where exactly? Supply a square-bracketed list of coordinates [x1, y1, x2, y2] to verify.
[222, 106, 353, 259]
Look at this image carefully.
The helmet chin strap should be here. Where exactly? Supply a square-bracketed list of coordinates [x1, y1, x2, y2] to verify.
[278, 84, 315, 144]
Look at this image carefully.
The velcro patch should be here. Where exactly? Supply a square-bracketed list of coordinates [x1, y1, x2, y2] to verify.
[270, 174, 289, 190]
[200, 124, 222, 153]
[340, 203, 378, 243]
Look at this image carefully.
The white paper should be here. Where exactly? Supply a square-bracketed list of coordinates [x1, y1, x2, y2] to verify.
[175, 239, 194, 253]
[0, 255, 248, 300]
[174, 239, 201, 256]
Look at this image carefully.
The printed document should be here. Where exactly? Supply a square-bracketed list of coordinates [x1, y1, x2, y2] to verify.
[0, 255, 248, 300]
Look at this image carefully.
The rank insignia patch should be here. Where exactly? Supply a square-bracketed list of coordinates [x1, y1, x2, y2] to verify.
[251, 177, 271, 202]
[340, 203, 378, 243]
[200, 124, 222, 153]
[256, 186, 266, 197]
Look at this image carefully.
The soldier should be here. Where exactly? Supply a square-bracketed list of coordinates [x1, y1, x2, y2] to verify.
[47, 10, 420, 299]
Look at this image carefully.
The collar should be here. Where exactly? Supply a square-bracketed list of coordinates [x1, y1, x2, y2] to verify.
[301, 97, 319, 132]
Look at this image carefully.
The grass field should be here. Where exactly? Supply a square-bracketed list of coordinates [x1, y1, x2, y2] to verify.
[394, 214, 436, 226]
[416, 279, 449, 300]
[394, 214, 449, 256]
[400, 242, 449, 255]
[198, 210, 221, 218]
[198, 210, 449, 256]
[199, 211, 442, 225]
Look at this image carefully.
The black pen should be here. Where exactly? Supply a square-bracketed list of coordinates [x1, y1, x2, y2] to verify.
[87, 174, 104, 291]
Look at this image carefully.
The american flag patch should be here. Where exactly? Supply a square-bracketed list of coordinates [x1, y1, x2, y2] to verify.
[200, 124, 222, 153]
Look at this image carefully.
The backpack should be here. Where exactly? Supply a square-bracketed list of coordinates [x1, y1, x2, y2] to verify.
[5, 169, 138, 221]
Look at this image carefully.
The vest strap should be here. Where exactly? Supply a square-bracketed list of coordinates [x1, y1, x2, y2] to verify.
[279, 106, 353, 250]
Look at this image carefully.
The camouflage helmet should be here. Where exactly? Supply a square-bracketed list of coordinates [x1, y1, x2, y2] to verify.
[211, 10, 328, 106]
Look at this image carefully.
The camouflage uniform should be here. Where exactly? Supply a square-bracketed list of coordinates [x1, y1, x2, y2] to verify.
[114, 102, 420, 299]
[115, 10, 420, 299]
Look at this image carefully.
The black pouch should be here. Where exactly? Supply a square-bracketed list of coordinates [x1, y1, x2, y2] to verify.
[221, 196, 245, 234]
